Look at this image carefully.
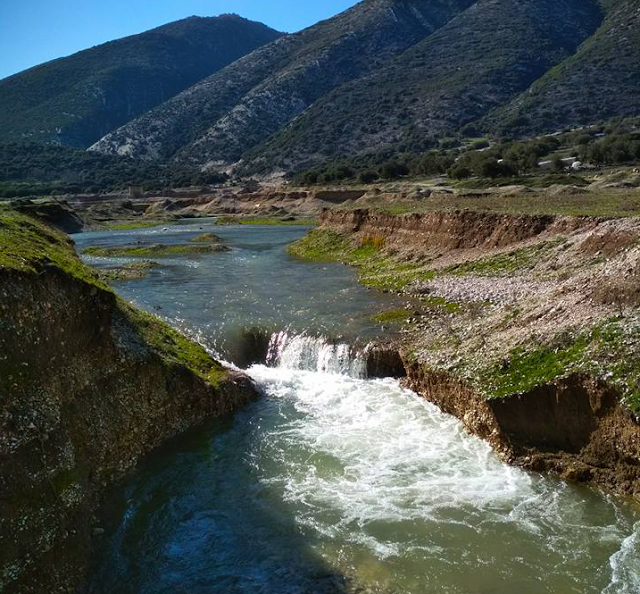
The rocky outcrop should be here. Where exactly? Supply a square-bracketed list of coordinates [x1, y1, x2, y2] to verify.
[0, 212, 258, 593]
[404, 362, 640, 499]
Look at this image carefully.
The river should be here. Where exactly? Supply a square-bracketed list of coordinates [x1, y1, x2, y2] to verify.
[72, 220, 640, 594]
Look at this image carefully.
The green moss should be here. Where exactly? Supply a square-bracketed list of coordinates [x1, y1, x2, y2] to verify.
[83, 243, 229, 258]
[421, 296, 461, 314]
[287, 229, 350, 261]
[106, 220, 166, 230]
[371, 309, 412, 324]
[0, 209, 227, 391]
[480, 321, 640, 413]
[121, 303, 227, 388]
[481, 335, 589, 398]
[0, 209, 106, 288]
[288, 229, 434, 291]
[52, 467, 84, 495]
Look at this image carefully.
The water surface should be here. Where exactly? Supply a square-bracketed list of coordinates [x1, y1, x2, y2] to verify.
[77, 222, 640, 594]
[73, 219, 401, 361]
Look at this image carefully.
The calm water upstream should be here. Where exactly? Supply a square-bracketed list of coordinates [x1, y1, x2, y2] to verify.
[73, 221, 640, 594]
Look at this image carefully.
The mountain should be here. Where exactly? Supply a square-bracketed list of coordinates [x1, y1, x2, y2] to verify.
[90, 0, 477, 163]
[0, 15, 281, 148]
[483, 0, 640, 137]
[243, 0, 603, 173]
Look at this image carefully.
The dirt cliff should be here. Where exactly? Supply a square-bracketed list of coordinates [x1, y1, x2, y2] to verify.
[404, 364, 640, 499]
[0, 211, 258, 593]
[292, 206, 640, 499]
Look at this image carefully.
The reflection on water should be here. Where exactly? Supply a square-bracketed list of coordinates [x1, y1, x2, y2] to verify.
[78, 222, 640, 594]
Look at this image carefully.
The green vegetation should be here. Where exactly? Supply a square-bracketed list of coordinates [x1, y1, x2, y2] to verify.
[246, 0, 604, 175]
[98, 260, 160, 283]
[107, 220, 166, 231]
[421, 296, 461, 314]
[122, 303, 227, 388]
[443, 240, 564, 276]
[480, 322, 640, 413]
[83, 243, 229, 258]
[0, 209, 105, 287]
[0, 16, 281, 148]
[0, 142, 227, 197]
[481, 334, 590, 398]
[336, 187, 640, 218]
[214, 217, 317, 226]
[371, 309, 413, 325]
[490, 1, 640, 138]
[288, 229, 434, 291]
[0, 209, 227, 389]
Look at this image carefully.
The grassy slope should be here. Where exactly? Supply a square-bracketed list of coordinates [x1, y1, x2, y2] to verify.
[0, 209, 226, 386]
[289, 225, 640, 413]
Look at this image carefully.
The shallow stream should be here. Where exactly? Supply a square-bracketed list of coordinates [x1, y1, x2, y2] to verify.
[73, 221, 640, 594]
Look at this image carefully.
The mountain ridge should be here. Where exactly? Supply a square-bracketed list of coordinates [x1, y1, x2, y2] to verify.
[90, 0, 477, 163]
[0, 15, 282, 147]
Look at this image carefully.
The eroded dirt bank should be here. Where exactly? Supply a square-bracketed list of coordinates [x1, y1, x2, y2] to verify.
[0, 213, 258, 593]
[300, 207, 640, 500]
[403, 364, 640, 499]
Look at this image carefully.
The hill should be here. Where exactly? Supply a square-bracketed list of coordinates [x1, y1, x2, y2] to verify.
[0, 15, 281, 148]
[242, 0, 603, 173]
[483, 0, 640, 137]
[90, 0, 476, 163]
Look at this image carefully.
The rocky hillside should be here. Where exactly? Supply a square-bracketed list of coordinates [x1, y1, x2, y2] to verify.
[0, 211, 258, 593]
[245, 0, 604, 173]
[90, 0, 476, 163]
[0, 15, 281, 148]
[484, 0, 640, 137]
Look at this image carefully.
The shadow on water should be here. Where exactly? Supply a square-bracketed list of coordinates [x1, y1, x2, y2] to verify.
[86, 401, 356, 594]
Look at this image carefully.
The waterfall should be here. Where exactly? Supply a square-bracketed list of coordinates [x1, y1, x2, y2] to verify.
[266, 331, 367, 378]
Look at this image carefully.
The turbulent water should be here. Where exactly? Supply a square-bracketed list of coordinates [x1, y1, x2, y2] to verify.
[78, 222, 640, 594]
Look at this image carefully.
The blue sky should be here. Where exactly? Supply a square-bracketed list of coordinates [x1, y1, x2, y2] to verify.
[0, 0, 358, 80]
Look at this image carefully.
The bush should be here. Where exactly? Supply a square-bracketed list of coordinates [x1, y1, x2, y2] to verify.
[358, 170, 378, 184]
[379, 161, 409, 180]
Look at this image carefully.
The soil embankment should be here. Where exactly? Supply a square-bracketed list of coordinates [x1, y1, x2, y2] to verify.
[0, 212, 258, 593]
[306, 206, 640, 499]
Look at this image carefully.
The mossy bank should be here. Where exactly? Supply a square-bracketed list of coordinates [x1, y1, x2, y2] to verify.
[0, 211, 258, 593]
[290, 207, 640, 499]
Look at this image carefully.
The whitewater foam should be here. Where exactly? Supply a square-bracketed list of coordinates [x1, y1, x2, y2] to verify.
[244, 336, 640, 593]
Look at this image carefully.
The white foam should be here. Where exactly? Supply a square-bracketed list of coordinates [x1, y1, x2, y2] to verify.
[266, 331, 366, 377]
[246, 356, 640, 591]
[604, 522, 640, 594]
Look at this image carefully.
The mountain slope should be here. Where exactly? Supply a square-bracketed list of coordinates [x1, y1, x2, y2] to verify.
[483, 0, 640, 137]
[243, 0, 603, 173]
[90, 0, 477, 164]
[0, 15, 281, 148]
